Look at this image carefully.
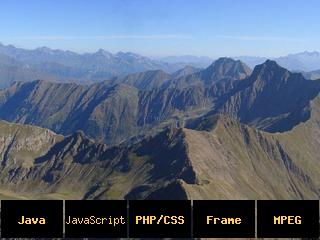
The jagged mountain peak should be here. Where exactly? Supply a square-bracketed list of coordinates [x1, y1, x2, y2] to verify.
[263, 59, 280, 67]
[211, 57, 250, 68]
[214, 56, 240, 64]
[199, 57, 252, 84]
[164, 57, 249, 88]
[249, 59, 290, 82]
[214, 59, 320, 133]
[249, 59, 310, 86]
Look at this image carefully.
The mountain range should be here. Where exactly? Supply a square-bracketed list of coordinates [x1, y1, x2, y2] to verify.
[0, 52, 320, 200]
[1, 43, 320, 89]
[301, 69, 320, 80]
[0, 96, 319, 200]
[0, 58, 319, 145]
[0, 43, 189, 88]
[237, 51, 320, 73]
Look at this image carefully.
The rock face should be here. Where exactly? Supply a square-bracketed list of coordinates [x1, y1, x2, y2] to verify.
[0, 96, 320, 200]
[0, 59, 318, 145]
[0, 120, 62, 169]
[213, 60, 320, 132]
[0, 58, 320, 201]
[0, 58, 254, 145]
[197, 57, 252, 84]
[0, 120, 196, 199]
[165, 57, 252, 88]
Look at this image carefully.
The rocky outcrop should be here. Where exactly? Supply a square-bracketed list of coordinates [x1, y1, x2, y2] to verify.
[0, 121, 196, 200]
[210, 60, 320, 132]
[165, 57, 252, 88]
[1, 99, 320, 200]
[183, 113, 320, 199]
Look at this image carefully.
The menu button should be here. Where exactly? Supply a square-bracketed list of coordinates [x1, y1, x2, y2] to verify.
[274, 215, 301, 224]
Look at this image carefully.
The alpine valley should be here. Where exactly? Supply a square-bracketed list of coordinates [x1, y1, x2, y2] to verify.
[0, 48, 320, 200]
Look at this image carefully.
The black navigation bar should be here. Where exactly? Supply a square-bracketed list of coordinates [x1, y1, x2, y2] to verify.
[0, 200, 319, 238]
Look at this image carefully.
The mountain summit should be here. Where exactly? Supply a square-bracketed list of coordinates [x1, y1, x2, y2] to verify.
[214, 59, 320, 132]
[199, 57, 252, 84]
[248, 59, 290, 84]
[165, 57, 252, 88]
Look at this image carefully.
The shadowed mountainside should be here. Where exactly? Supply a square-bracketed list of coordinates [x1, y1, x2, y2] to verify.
[164, 57, 252, 88]
[0, 120, 195, 199]
[1, 56, 320, 200]
[189, 60, 320, 133]
[0, 95, 320, 200]
[0, 58, 249, 144]
[0, 59, 319, 146]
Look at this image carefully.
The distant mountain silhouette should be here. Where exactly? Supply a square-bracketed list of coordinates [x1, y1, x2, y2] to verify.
[275, 51, 320, 71]
[302, 69, 320, 80]
[238, 51, 320, 71]
[0, 43, 190, 88]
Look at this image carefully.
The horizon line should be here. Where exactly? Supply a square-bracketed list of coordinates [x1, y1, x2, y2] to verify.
[0, 41, 318, 59]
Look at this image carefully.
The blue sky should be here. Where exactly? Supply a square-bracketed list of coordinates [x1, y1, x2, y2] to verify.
[0, 0, 319, 57]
